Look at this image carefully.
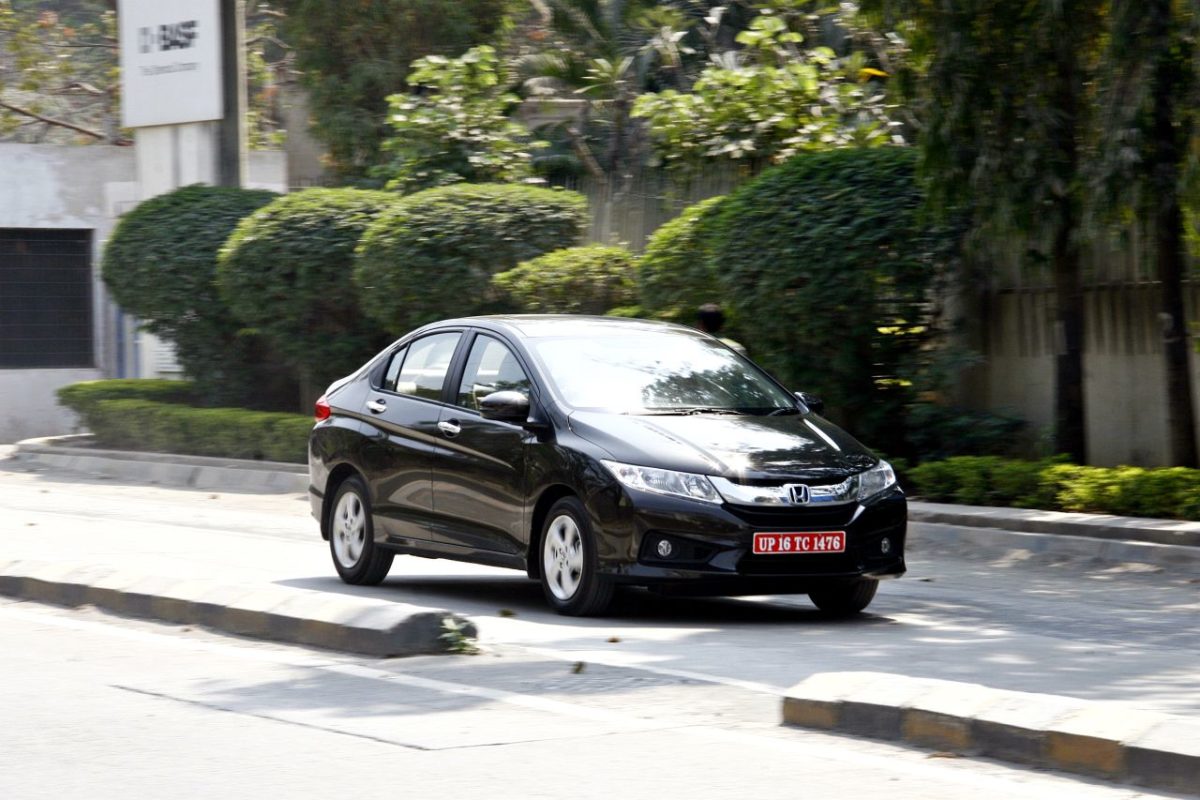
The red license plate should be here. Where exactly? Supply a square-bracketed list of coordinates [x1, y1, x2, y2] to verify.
[752, 531, 846, 554]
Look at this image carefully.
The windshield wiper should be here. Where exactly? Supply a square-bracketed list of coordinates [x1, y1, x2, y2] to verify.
[766, 406, 800, 416]
[639, 406, 748, 416]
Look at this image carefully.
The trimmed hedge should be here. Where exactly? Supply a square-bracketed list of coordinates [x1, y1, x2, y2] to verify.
[101, 185, 288, 408]
[58, 380, 310, 464]
[492, 245, 637, 315]
[217, 188, 397, 392]
[710, 148, 956, 455]
[908, 456, 1200, 521]
[355, 183, 588, 333]
[638, 195, 727, 322]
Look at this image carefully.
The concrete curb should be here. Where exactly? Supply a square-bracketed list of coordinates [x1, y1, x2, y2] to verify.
[909, 501, 1200, 549]
[782, 672, 1200, 794]
[10, 435, 308, 494]
[0, 558, 475, 658]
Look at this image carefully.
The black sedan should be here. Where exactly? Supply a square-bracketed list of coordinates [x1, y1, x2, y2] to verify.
[309, 315, 906, 616]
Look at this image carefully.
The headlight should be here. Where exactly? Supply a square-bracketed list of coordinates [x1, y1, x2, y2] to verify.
[857, 460, 897, 501]
[600, 460, 722, 504]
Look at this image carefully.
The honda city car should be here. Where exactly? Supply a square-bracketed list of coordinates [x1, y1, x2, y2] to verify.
[308, 315, 906, 616]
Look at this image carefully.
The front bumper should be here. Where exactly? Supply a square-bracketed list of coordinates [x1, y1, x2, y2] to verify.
[590, 485, 907, 591]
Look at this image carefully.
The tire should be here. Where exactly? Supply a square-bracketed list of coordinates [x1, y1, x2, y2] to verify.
[538, 497, 613, 616]
[808, 579, 878, 616]
[328, 475, 394, 586]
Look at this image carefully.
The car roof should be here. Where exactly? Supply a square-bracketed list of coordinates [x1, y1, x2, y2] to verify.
[428, 314, 704, 340]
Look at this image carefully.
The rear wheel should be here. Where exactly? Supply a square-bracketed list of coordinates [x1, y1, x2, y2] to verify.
[539, 497, 613, 616]
[329, 476, 393, 585]
[808, 579, 878, 616]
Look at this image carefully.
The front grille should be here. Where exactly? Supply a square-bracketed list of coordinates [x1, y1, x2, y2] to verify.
[726, 503, 856, 529]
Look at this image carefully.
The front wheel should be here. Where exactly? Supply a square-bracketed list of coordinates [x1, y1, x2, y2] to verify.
[539, 497, 613, 616]
[329, 475, 393, 585]
[808, 579, 878, 616]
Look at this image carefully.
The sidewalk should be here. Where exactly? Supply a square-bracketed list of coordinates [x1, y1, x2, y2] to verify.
[2, 437, 1198, 793]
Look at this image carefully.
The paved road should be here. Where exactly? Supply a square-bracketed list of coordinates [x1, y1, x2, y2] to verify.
[2, 461, 1197, 716]
[2, 600, 1187, 800]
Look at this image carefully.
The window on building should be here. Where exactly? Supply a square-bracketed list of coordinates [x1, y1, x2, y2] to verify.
[0, 229, 93, 368]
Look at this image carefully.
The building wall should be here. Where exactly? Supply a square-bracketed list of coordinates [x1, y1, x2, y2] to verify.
[0, 141, 286, 443]
[971, 284, 1200, 466]
[0, 143, 138, 442]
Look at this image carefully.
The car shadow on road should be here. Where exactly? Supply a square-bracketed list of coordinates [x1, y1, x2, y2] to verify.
[275, 573, 894, 628]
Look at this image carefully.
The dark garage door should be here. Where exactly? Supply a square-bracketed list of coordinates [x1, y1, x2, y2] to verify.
[0, 228, 93, 368]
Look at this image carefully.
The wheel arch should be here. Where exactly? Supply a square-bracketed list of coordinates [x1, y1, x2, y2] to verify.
[320, 463, 365, 541]
[526, 483, 578, 579]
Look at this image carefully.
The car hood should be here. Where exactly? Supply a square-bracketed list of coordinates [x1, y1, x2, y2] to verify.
[568, 411, 877, 481]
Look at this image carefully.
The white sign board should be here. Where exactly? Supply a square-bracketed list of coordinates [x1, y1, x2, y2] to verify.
[120, 0, 222, 128]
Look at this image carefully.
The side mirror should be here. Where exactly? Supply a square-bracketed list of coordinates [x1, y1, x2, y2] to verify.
[480, 390, 531, 424]
[795, 391, 824, 415]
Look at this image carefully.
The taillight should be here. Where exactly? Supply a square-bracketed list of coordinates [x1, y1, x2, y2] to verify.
[314, 395, 331, 421]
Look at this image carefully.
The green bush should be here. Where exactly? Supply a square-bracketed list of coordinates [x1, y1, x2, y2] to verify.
[57, 379, 195, 416]
[58, 379, 310, 463]
[909, 456, 1200, 520]
[492, 245, 637, 315]
[217, 188, 397, 394]
[355, 183, 588, 333]
[638, 195, 727, 322]
[710, 149, 956, 454]
[101, 185, 294, 409]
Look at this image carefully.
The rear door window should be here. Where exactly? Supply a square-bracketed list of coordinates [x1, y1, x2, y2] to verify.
[392, 332, 461, 401]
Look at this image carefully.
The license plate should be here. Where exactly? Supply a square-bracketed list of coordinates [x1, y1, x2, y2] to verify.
[752, 531, 846, 554]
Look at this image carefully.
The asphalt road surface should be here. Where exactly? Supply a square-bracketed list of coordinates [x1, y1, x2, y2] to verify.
[1, 463, 1197, 798]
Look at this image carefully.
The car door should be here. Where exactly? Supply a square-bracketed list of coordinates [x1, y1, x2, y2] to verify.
[358, 330, 462, 546]
[429, 332, 533, 556]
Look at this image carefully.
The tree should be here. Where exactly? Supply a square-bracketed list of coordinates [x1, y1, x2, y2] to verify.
[0, 0, 120, 142]
[866, 0, 1104, 463]
[1097, 0, 1198, 466]
[631, 9, 896, 173]
[217, 188, 397, 400]
[279, 0, 509, 179]
[374, 46, 543, 192]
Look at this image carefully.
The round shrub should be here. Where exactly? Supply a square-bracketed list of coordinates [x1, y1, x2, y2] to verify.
[639, 195, 726, 322]
[355, 183, 588, 333]
[711, 148, 956, 452]
[100, 185, 289, 408]
[492, 245, 637, 315]
[218, 188, 397, 393]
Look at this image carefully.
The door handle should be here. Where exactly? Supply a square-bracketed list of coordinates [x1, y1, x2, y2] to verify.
[366, 399, 387, 414]
[438, 420, 462, 438]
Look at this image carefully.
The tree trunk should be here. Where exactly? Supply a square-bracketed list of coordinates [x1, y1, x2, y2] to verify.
[1052, 198, 1087, 464]
[1148, 0, 1198, 467]
[1050, 17, 1087, 464]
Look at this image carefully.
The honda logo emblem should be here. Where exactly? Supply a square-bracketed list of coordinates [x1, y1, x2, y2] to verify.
[788, 484, 811, 505]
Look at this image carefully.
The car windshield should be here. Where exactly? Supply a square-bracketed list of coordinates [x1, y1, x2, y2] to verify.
[527, 329, 796, 414]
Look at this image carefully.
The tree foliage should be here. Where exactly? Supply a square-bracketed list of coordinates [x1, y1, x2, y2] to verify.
[492, 245, 637, 314]
[280, 0, 509, 180]
[632, 8, 897, 172]
[354, 183, 588, 333]
[0, 0, 119, 142]
[217, 188, 397, 393]
[711, 147, 955, 453]
[101, 185, 292, 408]
[374, 46, 543, 192]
